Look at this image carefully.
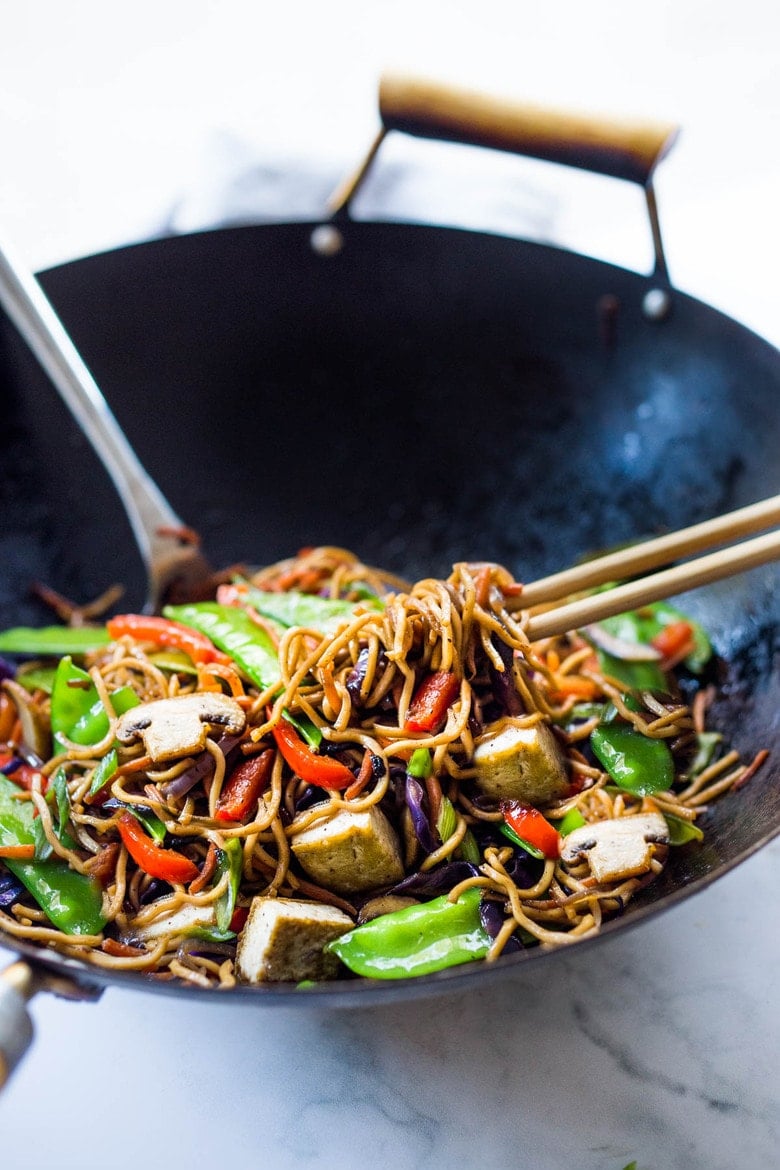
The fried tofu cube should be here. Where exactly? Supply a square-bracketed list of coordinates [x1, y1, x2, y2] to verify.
[473, 720, 570, 805]
[291, 805, 404, 894]
[235, 897, 353, 983]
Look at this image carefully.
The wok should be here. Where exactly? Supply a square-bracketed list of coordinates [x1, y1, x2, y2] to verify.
[0, 76, 778, 1072]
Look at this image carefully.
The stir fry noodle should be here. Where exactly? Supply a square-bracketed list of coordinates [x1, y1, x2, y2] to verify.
[0, 548, 765, 987]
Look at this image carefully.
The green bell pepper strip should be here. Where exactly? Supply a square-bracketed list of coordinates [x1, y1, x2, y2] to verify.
[498, 821, 545, 859]
[456, 829, 480, 865]
[88, 748, 118, 797]
[551, 807, 587, 836]
[215, 838, 243, 933]
[0, 774, 107, 934]
[590, 722, 674, 795]
[239, 585, 383, 636]
[0, 625, 110, 657]
[50, 657, 140, 752]
[408, 747, 433, 779]
[163, 603, 282, 691]
[326, 888, 492, 979]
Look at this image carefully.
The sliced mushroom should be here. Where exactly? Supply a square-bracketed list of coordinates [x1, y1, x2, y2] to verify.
[1, 678, 51, 759]
[560, 812, 670, 883]
[115, 693, 246, 763]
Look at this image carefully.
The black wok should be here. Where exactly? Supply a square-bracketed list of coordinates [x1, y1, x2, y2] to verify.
[0, 78, 778, 1045]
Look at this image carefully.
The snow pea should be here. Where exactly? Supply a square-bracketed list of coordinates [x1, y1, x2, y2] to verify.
[326, 888, 492, 978]
[0, 626, 110, 657]
[590, 722, 674, 795]
[240, 585, 383, 636]
[0, 774, 106, 935]
[163, 603, 281, 691]
[50, 657, 139, 752]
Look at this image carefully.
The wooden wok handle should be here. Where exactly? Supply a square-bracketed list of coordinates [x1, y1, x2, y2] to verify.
[329, 75, 679, 284]
[0, 962, 35, 1088]
[378, 73, 678, 186]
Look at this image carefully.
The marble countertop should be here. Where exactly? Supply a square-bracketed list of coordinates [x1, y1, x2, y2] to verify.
[1, 4, 778, 1169]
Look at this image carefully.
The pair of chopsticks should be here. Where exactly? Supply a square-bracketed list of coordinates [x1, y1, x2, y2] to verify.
[508, 494, 780, 641]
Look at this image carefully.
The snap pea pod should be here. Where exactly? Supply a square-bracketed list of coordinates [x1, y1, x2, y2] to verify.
[50, 656, 139, 752]
[0, 774, 107, 935]
[0, 626, 110, 657]
[163, 603, 281, 691]
[240, 585, 383, 636]
[590, 722, 674, 795]
[326, 888, 492, 978]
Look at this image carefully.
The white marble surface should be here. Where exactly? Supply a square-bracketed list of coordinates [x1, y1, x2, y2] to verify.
[1, 4, 778, 1169]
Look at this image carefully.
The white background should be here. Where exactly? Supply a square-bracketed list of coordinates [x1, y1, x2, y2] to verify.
[1, 4, 778, 1169]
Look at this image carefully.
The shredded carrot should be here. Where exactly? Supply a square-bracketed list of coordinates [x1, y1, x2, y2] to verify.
[188, 841, 218, 894]
[0, 844, 35, 860]
[345, 749, 375, 800]
[200, 663, 247, 698]
[0, 694, 17, 742]
[116, 755, 154, 776]
[549, 675, 601, 701]
[319, 661, 342, 715]
[473, 566, 492, 609]
[734, 748, 770, 790]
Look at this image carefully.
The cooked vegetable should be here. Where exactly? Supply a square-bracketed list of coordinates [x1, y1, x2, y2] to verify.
[404, 671, 460, 733]
[0, 775, 107, 934]
[326, 889, 492, 978]
[116, 813, 199, 883]
[501, 802, 560, 859]
[590, 722, 674, 796]
[271, 717, 354, 790]
[0, 547, 756, 988]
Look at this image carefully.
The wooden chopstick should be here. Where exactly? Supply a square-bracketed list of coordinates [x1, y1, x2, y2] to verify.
[524, 527, 780, 641]
[514, 493, 780, 610]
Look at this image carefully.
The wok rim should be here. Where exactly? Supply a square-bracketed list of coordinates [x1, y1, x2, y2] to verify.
[1, 217, 778, 1006]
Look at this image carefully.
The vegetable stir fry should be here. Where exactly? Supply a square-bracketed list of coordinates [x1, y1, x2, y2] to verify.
[0, 548, 767, 988]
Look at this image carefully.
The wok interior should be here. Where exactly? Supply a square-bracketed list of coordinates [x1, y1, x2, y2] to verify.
[0, 220, 778, 987]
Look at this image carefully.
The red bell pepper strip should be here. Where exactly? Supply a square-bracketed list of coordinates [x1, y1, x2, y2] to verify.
[0, 751, 48, 794]
[229, 906, 249, 933]
[271, 718, 354, 790]
[215, 749, 274, 822]
[651, 620, 696, 663]
[117, 812, 200, 883]
[106, 614, 230, 666]
[404, 671, 460, 733]
[501, 801, 560, 859]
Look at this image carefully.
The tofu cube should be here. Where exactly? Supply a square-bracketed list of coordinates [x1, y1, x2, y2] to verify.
[560, 812, 670, 883]
[473, 721, 569, 805]
[291, 804, 404, 894]
[235, 897, 353, 983]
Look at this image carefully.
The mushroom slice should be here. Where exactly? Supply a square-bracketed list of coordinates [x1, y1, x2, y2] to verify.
[560, 812, 669, 884]
[115, 693, 246, 763]
[2, 678, 51, 759]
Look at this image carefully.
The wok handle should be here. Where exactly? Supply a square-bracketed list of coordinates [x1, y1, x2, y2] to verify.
[377, 73, 678, 186]
[0, 962, 35, 1088]
[329, 73, 678, 282]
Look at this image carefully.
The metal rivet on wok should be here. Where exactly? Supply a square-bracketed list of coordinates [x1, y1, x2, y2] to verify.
[310, 224, 344, 256]
[642, 287, 672, 321]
